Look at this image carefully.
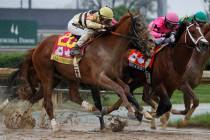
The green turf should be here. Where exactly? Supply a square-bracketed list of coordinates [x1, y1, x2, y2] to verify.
[169, 113, 210, 129]
[87, 84, 210, 106]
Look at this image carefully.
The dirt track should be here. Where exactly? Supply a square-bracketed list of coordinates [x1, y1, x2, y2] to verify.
[0, 108, 210, 140]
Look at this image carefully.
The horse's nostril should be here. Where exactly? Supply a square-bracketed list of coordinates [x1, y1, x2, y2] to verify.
[203, 41, 209, 46]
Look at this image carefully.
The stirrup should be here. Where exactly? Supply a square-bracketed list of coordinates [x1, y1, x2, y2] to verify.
[70, 48, 80, 56]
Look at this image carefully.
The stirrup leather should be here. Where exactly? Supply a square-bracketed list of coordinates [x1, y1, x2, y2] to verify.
[73, 57, 81, 78]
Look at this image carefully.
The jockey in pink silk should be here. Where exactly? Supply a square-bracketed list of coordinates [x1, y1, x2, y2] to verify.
[148, 12, 179, 46]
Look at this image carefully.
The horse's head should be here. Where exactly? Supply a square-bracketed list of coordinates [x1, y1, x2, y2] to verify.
[124, 12, 153, 57]
[177, 21, 209, 51]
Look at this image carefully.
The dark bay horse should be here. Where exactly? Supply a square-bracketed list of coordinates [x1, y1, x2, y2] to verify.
[5, 14, 149, 131]
[101, 21, 209, 121]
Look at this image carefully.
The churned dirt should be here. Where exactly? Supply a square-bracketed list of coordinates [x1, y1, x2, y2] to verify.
[0, 105, 210, 140]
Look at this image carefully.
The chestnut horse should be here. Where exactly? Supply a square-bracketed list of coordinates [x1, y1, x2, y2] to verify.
[4, 13, 152, 128]
[7, 14, 149, 131]
[26, 21, 209, 126]
[170, 23, 210, 124]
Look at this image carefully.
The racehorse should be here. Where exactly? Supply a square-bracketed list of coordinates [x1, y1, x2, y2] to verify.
[100, 20, 209, 123]
[148, 23, 210, 129]
[1, 13, 150, 131]
[29, 21, 210, 128]
[169, 23, 210, 125]
[3, 17, 208, 131]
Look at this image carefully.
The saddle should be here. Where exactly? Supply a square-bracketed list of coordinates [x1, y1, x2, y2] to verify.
[127, 45, 165, 84]
[50, 32, 102, 78]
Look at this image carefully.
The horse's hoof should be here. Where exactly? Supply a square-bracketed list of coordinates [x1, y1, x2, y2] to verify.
[81, 101, 94, 112]
[0, 99, 9, 112]
[127, 111, 136, 120]
[180, 119, 188, 126]
[160, 124, 167, 130]
[135, 111, 143, 122]
[51, 119, 61, 132]
[171, 109, 181, 114]
[143, 111, 153, 120]
[100, 123, 106, 130]
[101, 107, 108, 115]
[151, 126, 157, 129]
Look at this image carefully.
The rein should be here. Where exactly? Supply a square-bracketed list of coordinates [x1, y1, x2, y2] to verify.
[110, 31, 139, 40]
[184, 23, 206, 45]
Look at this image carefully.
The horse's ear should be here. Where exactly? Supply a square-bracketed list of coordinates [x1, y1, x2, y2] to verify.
[128, 10, 133, 16]
[133, 15, 139, 20]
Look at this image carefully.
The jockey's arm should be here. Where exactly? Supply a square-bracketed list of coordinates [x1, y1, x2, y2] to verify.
[148, 22, 164, 39]
[150, 30, 163, 38]
[86, 20, 104, 29]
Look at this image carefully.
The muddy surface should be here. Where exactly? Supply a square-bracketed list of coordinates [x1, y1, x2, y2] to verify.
[0, 104, 210, 140]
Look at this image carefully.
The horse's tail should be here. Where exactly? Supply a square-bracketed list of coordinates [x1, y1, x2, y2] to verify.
[7, 48, 37, 99]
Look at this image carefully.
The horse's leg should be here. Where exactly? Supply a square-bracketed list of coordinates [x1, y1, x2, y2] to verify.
[102, 77, 139, 115]
[149, 96, 158, 129]
[155, 84, 172, 117]
[89, 86, 105, 130]
[172, 83, 192, 115]
[68, 82, 82, 105]
[37, 77, 63, 128]
[174, 83, 199, 125]
[142, 84, 157, 109]
[98, 73, 135, 114]
[160, 111, 170, 129]
[117, 78, 142, 111]
[150, 106, 157, 129]
[42, 82, 59, 131]
[34, 59, 58, 131]
[117, 78, 147, 121]
[68, 82, 97, 112]
[101, 78, 138, 116]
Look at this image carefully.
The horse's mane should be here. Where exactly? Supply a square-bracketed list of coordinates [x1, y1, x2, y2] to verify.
[175, 22, 187, 43]
[203, 23, 210, 35]
[113, 14, 131, 29]
[112, 12, 152, 54]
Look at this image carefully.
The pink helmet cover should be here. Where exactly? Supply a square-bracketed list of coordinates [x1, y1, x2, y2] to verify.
[165, 12, 179, 24]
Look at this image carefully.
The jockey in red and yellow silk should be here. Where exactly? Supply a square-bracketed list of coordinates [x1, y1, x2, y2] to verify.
[67, 6, 114, 55]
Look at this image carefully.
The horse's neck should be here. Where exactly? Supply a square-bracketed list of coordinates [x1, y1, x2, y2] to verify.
[191, 49, 210, 70]
[109, 20, 131, 60]
[171, 46, 193, 75]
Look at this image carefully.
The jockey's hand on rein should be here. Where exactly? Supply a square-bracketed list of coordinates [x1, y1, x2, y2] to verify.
[163, 32, 171, 38]
[104, 25, 113, 31]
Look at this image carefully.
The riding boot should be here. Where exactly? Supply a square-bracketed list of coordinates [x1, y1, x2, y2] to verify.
[70, 44, 81, 56]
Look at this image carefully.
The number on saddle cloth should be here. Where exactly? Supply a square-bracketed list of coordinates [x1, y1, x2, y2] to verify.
[57, 32, 80, 48]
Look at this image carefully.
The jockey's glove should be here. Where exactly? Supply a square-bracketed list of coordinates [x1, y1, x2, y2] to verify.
[169, 33, 175, 43]
[104, 25, 113, 31]
[162, 32, 171, 38]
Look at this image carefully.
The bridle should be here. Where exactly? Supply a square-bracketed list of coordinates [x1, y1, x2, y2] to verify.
[184, 22, 208, 46]
[110, 15, 148, 53]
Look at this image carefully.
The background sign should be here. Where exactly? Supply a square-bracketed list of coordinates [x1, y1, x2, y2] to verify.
[0, 20, 37, 46]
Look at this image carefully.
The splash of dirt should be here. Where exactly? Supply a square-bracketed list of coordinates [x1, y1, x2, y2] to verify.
[108, 116, 127, 132]
[2, 100, 35, 129]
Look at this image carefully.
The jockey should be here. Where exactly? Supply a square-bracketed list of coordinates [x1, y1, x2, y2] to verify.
[67, 6, 114, 55]
[148, 12, 179, 46]
[179, 11, 208, 26]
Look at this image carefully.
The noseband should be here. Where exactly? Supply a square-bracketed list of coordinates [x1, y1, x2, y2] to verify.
[184, 23, 208, 45]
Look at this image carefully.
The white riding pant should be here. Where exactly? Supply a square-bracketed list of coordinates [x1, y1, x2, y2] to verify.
[67, 15, 86, 36]
[67, 17, 95, 47]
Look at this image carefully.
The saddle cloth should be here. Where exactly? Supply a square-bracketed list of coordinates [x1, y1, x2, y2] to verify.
[128, 46, 164, 71]
[51, 32, 81, 64]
